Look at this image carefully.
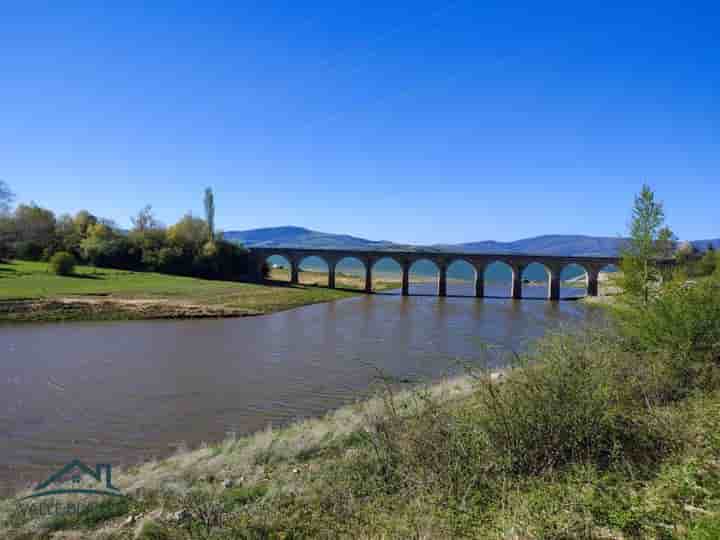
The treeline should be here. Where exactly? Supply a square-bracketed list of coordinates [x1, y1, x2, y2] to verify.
[0, 182, 249, 279]
[677, 243, 720, 278]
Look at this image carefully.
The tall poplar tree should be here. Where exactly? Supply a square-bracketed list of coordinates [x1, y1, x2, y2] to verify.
[204, 187, 215, 243]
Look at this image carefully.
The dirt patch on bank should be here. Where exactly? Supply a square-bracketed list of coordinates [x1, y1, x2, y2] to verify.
[0, 297, 260, 323]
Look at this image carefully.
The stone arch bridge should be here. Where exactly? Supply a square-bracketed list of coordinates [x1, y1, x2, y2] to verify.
[249, 248, 624, 300]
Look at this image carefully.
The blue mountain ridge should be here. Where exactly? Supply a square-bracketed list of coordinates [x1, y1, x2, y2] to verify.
[223, 227, 718, 257]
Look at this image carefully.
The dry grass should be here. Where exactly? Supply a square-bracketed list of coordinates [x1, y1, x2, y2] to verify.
[0, 374, 479, 538]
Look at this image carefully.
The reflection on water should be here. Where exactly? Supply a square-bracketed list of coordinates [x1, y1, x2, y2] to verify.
[0, 283, 596, 494]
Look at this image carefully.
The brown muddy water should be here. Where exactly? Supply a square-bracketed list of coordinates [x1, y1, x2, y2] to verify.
[0, 282, 598, 496]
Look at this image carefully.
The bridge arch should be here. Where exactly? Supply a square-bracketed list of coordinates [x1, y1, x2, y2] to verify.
[484, 260, 516, 298]
[559, 263, 589, 299]
[296, 255, 331, 287]
[446, 258, 477, 296]
[371, 256, 403, 293]
[591, 263, 619, 297]
[521, 262, 552, 299]
[408, 258, 441, 295]
[262, 253, 293, 282]
[335, 256, 368, 290]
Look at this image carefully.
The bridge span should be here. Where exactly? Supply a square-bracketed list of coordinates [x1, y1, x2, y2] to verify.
[249, 247, 621, 300]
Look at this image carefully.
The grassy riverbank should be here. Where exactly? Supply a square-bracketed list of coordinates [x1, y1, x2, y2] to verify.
[0, 260, 401, 324]
[3, 278, 720, 539]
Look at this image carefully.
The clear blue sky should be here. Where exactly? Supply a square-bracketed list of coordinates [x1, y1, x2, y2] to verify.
[2, 2, 718, 244]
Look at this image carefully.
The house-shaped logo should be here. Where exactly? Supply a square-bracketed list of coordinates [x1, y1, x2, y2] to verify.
[20, 459, 123, 500]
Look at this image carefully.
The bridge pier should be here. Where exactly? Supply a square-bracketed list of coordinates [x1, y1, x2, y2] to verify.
[511, 265, 524, 299]
[364, 262, 373, 293]
[438, 264, 447, 297]
[587, 269, 599, 297]
[548, 268, 561, 301]
[401, 262, 410, 296]
[290, 261, 300, 285]
[328, 264, 336, 289]
[474, 265, 485, 297]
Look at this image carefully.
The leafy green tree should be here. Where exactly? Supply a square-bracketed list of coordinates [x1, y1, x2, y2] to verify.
[72, 210, 98, 237]
[0, 216, 13, 261]
[131, 205, 160, 232]
[0, 180, 14, 215]
[619, 185, 673, 304]
[127, 205, 166, 270]
[656, 226, 677, 258]
[204, 187, 215, 243]
[167, 213, 208, 252]
[13, 203, 56, 259]
[80, 222, 139, 269]
[0, 181, 14, 260]
[54, 213, 83, 258]
[698, 247, 717, 276]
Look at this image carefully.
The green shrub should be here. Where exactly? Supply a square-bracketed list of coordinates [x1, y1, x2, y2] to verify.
[44, 497, 131, 531]
[615, 278, 720, 395]
[14, 241, 44, 261]
[474, 333, 681, 475]
[137, 519, 173, 540]
[688, 515, 720, 539]
[221, 484, 268, 509]
[49, 251, 76, 276]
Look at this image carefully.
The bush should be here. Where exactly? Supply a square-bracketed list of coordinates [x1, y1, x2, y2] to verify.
[13, 240, 44, 261]
[137, 520, 173, 540]
[49, 251, 76, 276]
[191, 240, 249, 280]
[45, 497, 130, 531]
[474, 333, 682, 475]
[615, 278, 720, 395]
[81, 236, 140, 269]
[221, 484, 268, 509]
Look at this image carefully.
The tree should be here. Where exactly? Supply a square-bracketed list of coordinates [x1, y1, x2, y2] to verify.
[55, 213, 83, 258]
[13, 203, 56, 259]
[0, 180, 14, 215]
[167, 213, 208, 252]
[80, 221, 138, 269]
[0, 181, 14, 260]
[619, 184, 673, 305]
[73, 210, 98, 236]
[698, 248, 718, 276]
[0, 216, 13, 261]
[131, 205, 160, 232]
[130, 227, 168, 270]
[656, 226, 677, 258]
[204, 187, 215, 243]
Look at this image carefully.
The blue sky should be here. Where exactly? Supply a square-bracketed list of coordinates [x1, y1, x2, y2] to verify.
[2, 2, 718, 244]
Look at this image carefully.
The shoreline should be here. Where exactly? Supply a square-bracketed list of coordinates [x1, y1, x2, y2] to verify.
[0, 263, 490, 326]
[0, 272, 599, 326]
[0, 372, 484, 510]
[0, 262, 402, 325]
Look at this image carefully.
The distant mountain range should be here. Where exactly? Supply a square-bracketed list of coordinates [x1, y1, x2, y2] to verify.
[224, 227, 413, 251]
[435, 235, 629, 256]
[224, 226, 719, 257]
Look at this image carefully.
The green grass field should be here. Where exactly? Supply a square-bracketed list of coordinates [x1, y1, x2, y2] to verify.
[0, 260, 399, 323]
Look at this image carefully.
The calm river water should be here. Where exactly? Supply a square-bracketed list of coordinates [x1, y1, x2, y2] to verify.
[0, 282, 597, 495]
